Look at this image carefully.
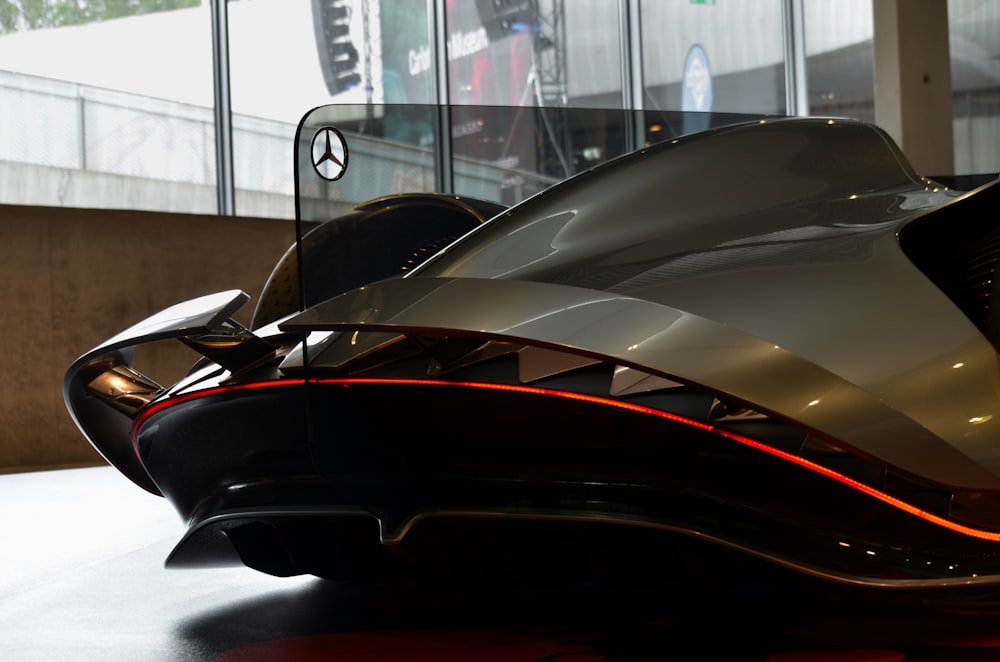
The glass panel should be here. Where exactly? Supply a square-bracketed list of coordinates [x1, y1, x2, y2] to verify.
[294, 104, 766, 231]
[444, 1, 539, 106]
[448, 105, 756, 202]
[228, 0, 437, 219]
[295, 104, 437, 225]
[802, 0, 874, 121]
[228, 0, 350, 220]
[379, 0, 436, 105]
[449, 105, 624, 200]
[442, 1, 622, 109]
[0, 1, 215, 212]
[639, 0, 786, 116]
[291, 102, 767, 295]
[564, 0, 624, 108]
[949, 0, 1000, 177]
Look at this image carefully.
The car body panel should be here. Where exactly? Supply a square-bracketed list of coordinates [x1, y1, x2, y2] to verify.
[281, 276, 1000, 491]
[64, 105, 1000, 588]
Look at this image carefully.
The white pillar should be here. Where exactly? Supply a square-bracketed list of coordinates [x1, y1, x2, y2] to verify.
[872, 0, 954, 176]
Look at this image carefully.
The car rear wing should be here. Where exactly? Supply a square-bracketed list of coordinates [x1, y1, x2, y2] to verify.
[63, 290, 266, 494]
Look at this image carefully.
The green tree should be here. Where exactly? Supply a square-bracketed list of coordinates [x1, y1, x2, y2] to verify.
[0, 0, 200, 35]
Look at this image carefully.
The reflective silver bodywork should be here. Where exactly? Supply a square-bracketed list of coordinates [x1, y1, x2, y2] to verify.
[281, 275, 1000, 491]
[290, 117, 1000, 491]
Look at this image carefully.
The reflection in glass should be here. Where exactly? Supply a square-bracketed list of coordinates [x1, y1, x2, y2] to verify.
[639, 0, 786, 120]
[949, 0, 1000, 176]
[802, 0, 874, 121]
[441, 1, 622, 109]
[379, 0, 436, 105]
[295, 104, 769, 222]
[228, 0, 442, 218]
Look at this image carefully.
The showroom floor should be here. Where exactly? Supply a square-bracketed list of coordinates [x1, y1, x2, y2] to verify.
[5, 467, 1000, 661]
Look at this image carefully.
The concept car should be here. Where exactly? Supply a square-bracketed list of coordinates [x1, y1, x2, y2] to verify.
[65, 105, 1000, 589]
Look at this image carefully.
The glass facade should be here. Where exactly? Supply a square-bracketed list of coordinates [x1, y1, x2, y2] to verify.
[640, 0, 787, 116]
[803, 0, 874, 121]
[0, 0, 997, 218]
[0, 1, 216, 213]
[949, 0, 1000, 176]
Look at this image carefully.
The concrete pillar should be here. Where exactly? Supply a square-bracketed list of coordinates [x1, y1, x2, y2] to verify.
[872, 0, 954, 176]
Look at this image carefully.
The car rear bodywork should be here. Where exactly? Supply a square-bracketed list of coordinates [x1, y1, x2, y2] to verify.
[65, 107, 1000, 588]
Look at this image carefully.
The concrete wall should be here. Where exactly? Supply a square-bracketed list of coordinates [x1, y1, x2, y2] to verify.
[0, 204, 295, 473]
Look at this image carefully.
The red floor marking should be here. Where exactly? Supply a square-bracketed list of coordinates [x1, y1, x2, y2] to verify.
[766, 650, 905, 662]
[215, 629, 600, 662]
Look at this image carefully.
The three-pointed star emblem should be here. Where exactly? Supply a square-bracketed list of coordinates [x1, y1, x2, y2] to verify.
[310, 127, 349, 181]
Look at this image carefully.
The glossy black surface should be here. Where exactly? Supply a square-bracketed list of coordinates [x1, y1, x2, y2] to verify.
[138, 378, 1000, 586]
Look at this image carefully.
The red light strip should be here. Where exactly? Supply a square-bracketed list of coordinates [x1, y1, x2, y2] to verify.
[133, 377, 1000, 543]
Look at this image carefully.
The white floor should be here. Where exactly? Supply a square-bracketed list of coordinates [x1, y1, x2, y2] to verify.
[0, 466, 315, 661]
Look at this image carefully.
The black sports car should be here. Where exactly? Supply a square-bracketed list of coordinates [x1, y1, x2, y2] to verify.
[65, 105, 1000, 589]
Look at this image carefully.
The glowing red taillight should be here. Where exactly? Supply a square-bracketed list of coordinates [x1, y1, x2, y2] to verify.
[132, 377, 1000, 543]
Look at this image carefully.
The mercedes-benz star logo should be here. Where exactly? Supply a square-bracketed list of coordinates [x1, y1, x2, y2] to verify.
[310, 126, 349, 181]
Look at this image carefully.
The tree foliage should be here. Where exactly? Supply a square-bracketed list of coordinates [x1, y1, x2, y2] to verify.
[0, 0, 200, 34]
